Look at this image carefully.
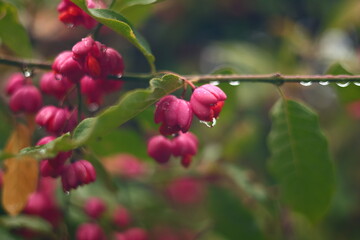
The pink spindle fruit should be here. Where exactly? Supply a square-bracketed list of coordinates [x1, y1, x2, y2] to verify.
[154, 95, 193, 135]
[190, 84, 227, 122]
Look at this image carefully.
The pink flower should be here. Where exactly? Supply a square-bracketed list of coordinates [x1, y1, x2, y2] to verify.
[155, 95, 193, 135]
[190, 84, 226, 122]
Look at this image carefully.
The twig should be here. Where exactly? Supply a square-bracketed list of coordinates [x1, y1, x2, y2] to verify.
[2, 56, 360, 84]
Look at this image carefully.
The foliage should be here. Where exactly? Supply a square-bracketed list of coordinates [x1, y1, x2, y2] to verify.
[0, 0, 359, 239]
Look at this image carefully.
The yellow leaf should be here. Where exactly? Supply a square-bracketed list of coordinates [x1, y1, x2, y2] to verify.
[2, 122, 39, 216]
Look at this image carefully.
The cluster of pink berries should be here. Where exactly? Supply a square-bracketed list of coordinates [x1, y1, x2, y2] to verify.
[57, 0, 105, 29]
[76, 197, 149, 240]
[53, 36, 124, 105]
[147, 84, 227, 167]
[4, 36, 125, 192]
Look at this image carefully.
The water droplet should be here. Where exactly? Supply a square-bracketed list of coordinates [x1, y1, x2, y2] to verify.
[229, 81, 240, 86]
[65, 191, 70, 195]
[336, 82, 350, 87]
[23, 69, 32, 78]
[210, 81, 220, 86]
[300, 81, 312, 86]
[66, 23, 74, 28]
[319, 81, 329, 86]
[199, 118, 217, 128]
[88, 103, 99, 112]
[116, 73, 123, 78]
[354, 82, 360, 86]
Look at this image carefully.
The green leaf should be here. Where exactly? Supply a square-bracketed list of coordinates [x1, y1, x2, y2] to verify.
[0, 2, 32, 57]
[88, 128, 148, 158]
[268, 99, 335, 222]
[113, 0, 162, 11]
[326, 63, 352, 75]
[209, 186, 264, 240]
[0, 215, 52, 233]
[71, 0, 155, 72]
[19, 74, 182, 158]
[325, 63, 360, 103]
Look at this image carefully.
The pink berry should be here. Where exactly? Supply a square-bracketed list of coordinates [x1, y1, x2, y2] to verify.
[171, 132, 198, 168]
[23, 191, 62, 226]
[40, 160, 64, 178]
[190, 84, 227, 122]
[84, 197, 106, 219]
[166, 177, 205, 205]
[154, 95, 193, 135]
[147, 135, 173, 164]
[36, 106, 78, 135]
[52, 51, 84, 83]
[57, 0, 100, 29]
[61, 160, 96, 192]
[9, 85, 43, 113]
[123, 228, 149, 240]
[113, 206, 131, 228]
[73, 37, 125, 79]
[36, 136, 72, 168]
[105, 47, 125, 76]
[40, 71, 73, 100]
[81, 75, 104, 105]
[76, 223, 106, 240]
[5, 73, 28, 95]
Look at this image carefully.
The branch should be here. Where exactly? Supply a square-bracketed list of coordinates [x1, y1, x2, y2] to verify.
[2, 56, 360, 84]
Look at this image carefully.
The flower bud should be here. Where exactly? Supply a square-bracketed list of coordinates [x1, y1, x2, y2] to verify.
[76, 223, 106, 240]
[172, 132, 198, 168]
[9, 85, 43, 113]
[155, 95, 193, 135]
[147, 135, 173, 164]
[113, 206, 131, 228]
[84, 197, 106, 219]
[190, 84, 227, 122]
[52, 51, 84, 83]
[5, 73, 27, 95]
[61, 160, 96, 192]
[40, 72, 73, 100]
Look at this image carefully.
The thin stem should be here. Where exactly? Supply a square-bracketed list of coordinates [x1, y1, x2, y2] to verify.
[2, 56, 360, 84]
[76, 82, 82, 122]
[0, 57, 52, 70]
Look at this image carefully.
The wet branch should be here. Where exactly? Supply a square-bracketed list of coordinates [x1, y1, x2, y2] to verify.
[1, 56, 360, 85]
